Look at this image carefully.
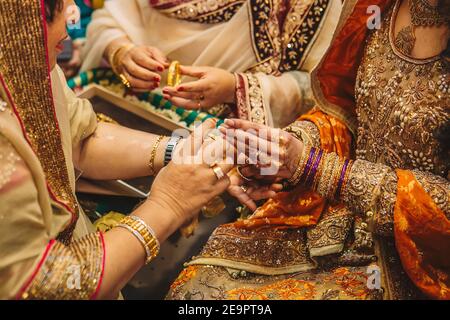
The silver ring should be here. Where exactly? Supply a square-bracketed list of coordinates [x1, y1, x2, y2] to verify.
[211, 164, 225, 180]
[236, 165, 253, 182]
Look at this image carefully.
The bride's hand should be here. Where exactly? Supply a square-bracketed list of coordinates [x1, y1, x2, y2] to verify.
[219, 118, 304, 181]
[146, 119, 234, 226]
[227, 168, 283, 211]
[162, 66, 236, 110]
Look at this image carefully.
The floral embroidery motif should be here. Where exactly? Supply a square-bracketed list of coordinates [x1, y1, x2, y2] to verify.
[248, 0, 330, 74]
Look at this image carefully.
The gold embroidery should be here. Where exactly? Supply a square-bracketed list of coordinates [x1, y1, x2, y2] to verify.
[248, 0, 330, 74]
[157, 0, 245, 24]
[192, 225, 312, 269]
[21, 233, 104, 300]
[355, 2, 449, 177]
[0, 1, 79, 244]
[284, 120, 321, 147]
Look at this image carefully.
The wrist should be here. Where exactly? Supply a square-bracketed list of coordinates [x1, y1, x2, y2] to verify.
[225, 72, 237, 104]
[286, 136, 305, 178]
[134, 197, 181, 243]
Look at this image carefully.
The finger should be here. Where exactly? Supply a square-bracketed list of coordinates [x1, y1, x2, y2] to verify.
[162, 95, 201, 109]
[146, 47, 170, 67]
[122, 70, 159, 91]
[176, 79, 209, 93]
[224, 119, 281, 143]
[132, 50, 165, 72]
[162, 87, 203, 100]
[194, 118, 218, 154]
[247, 187, 277, 201]
[124, 59, 161, 82]
[228, 185, 257, 211]
[178, 65, 204, 78]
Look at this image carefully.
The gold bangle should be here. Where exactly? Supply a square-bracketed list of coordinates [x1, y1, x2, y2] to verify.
[167, 60, 181, 87]
[288, 144, 311, 186]
[317, 152, 334, 197]
[117, 216, 159, 264]
[149, 135, 165, 175]
[109, 43, 136, 75]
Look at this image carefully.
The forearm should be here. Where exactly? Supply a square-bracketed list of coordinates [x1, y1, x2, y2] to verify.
[75, 122, 169, 180]
[290, 145, 449, 236]
[21, 200, 182, 300]
[97, 199, 180, 299]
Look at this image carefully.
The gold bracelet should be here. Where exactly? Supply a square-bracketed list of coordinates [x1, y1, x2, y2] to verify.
[317, 152, 335, 198]
[148, 135, 164, 175]
[117, 215, 159, 265]
[288, 144, 311, 186]
[167, 60, 181, 87]
[109, 43, 136, 75]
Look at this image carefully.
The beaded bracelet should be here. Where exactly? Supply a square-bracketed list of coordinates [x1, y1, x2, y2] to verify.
[117, 215, 160, 265]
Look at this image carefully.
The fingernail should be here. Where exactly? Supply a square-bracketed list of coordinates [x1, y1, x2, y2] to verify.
[158, 66, 164, 72]
[162, 89, 169, 93]
[177, 86, 184, 92]
[225, 119, 234, 126]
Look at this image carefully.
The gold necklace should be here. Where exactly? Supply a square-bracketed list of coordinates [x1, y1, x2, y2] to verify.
[395, 0, 449, 55]
[410, 0, 448, 27]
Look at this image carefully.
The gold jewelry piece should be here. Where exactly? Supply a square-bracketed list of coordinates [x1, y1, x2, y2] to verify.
[149, 135, 164, 175]
[96, 113, 118, 124]
[197, 101, 202, 110]
[236, 165, 253, 182]
[288, 144, 311, 186]
[167, 60, 181, 87]
[110, 43, 136, 75]
[211, 164, 225, 180]
[200, 95, 205, 101]
[119, 73, 131, 88]
[394, 26, 416, 55]
[409, 0, 448, 27]
[241, 185, 249, 193]
[117, 215, 160, 265]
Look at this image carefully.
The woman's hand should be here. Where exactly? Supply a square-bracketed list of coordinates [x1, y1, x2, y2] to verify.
[116, 45, 169, 92]
[227, 168, 283, 211]
[219, 118, 304, 181]
[162, 66, 236, 110]
[146, 119, 234, 226]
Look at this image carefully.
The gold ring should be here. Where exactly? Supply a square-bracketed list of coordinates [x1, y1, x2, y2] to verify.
[119, 74, 131, 88]
[211, 164, 225, 180]
[241, 185, 248, 193]
[236, 165, 253, 182]
[167, 61, 181, 87]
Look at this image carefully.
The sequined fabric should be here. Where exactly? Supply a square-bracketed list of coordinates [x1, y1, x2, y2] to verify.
[0, 0, 79, 244]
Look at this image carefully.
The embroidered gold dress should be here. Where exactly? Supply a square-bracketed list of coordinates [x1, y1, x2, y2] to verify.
[166, 0, 449, 300]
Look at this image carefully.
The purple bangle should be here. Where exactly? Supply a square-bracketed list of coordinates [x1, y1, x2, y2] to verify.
[335, 159, 350, 199]
[305, 149, 323, 186]
[299, 147, 317, 185]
